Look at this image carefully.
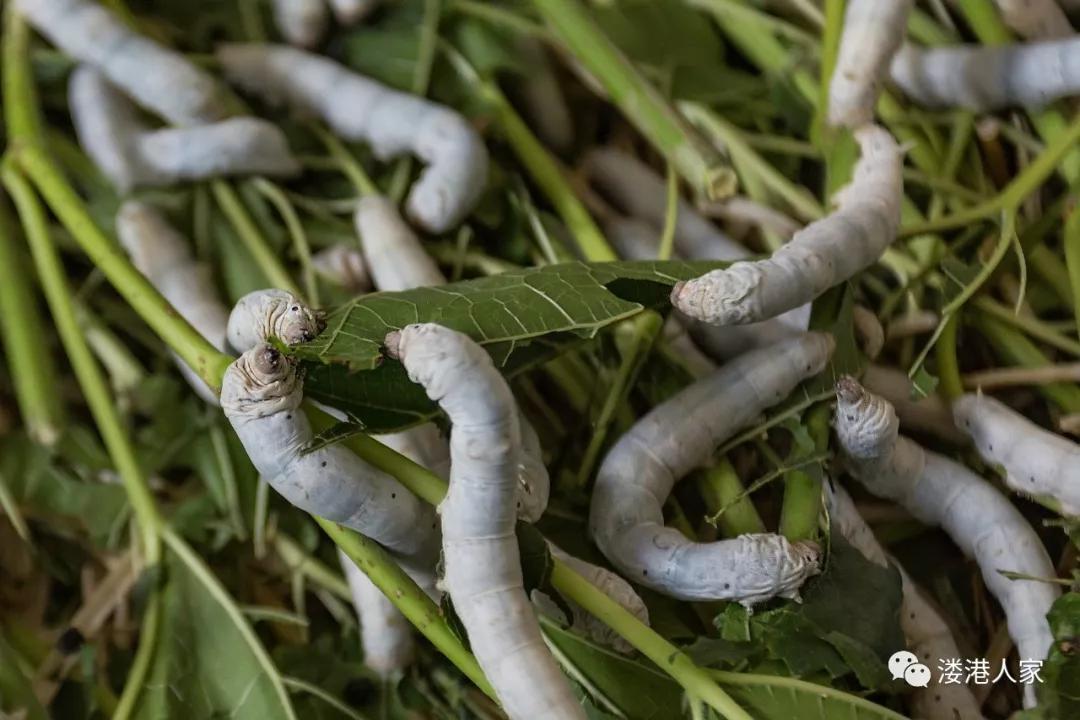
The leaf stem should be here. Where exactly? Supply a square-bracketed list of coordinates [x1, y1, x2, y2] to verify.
[252, 178, 319, 306]
[778, 404, 829, 541]
[696, 459, 765, 537]
[935, 312, 964, 401]
[1066, 205, 1080, 344]
[211, 180, 300, 296]
[530, 0, 736, 199]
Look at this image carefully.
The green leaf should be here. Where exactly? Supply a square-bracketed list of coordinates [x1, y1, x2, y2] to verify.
[131, 536, 296, 719]
[339, 0, 429, 90]
[712, 670, 910, 720]
[0, 634, 48, 720]
[295, 260, 725, 431]
[1032, 592, 1080, 717]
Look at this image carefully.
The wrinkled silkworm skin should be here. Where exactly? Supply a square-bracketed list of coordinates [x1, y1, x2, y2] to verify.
[328, 0, 380, 24]
[861, 364, 967, 445]
[339, 549, 415, 677]
[826, 483, 985, 720]
[993, 0, 1073, 39]
[69, 68, 298, 193]
[357, 195, 550, 517]
[954, 393, 1080, 516]
[222, 345, 440, 567]
[672, 125, 902, 326]
[514, 38, 574, 153]
[19, 0, 231, 126]
[312, 244, 371, 294]
[115, 202, 227, 405]
[583, 147, 746, 261]
[217, 44, 489, 233]
[828, 0, 914, 128]
[835, 377, 1059, 708]
[890, 38, 1080, 112]
[226, 289, 324, 355]
[272, 0, 328, 48]
[388, 324, 584, 720]
[590, 334, 833, 603]
[544, 544, 649, 654]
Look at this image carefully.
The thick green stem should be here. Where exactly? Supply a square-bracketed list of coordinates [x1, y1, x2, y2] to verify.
[778, 404, 829, 541]
[2, 6, 43, 148]
[318, 519, 497, 700]
[211, 180, 300, 296]
[697, 459, 766, 537]
[531, 0, 735, 199]
[1066, 206, 1080, 344]
[935, 312, 964, 401]
[0, 196, 64, 445]
[815, 0, 845, 142]
[13, 147, 232, 392]
[252, 178, 318, 306]
[550, 562, 752, 720]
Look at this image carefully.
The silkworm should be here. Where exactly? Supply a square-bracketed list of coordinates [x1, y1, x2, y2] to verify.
[225, 289, 324, 355]
[115, 201, 228, 405]
[339, 549, 415, 677]
[356, 194, 550, 517]
[861, 364, 967, 445]
[834, 376, 1059, 708]
[672, 125, 902, 326]
[387, 323, 584, 720]
[69, 67, 298, 193]
[221, 344, 441, 585]
[953, 393, 1080, 516]
[589, 333, 833, 604]
[826, 483, 984, 720]
[18, 0, 231, 126]
[272, 0, 328, 48]
[828, 0, 914, 128]
[328, 0, 380, 24]
[583, 147, 746, 260]
[216, 43, 489, 233]
[890, 38, 1080, 112]
[993, 0, 1073, 39]
[312, 244, 371, 294]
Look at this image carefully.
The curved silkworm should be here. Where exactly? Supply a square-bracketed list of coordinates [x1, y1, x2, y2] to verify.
[312, 244, 371, 294]
[890, 38, 1080, 112]
[115, 201, 228, 405]
[583, 147, 746, 260]
[828, 0, 913, 128]
[217, 43, 489, 233]
[339, 548, 415, 677]
[387, 323, 584, 720]
[225, 289, 324, 355]
[356, 194, 550, 516]
[272, 0, 328, 48]
[834, 376, 1059, 708]
[18, 0, 231, 126]
[69, 67, 298, 193]
[993, 0, 1073, 39]
[953, 393, 1080, 516]
[672, 125, 902, 326]
[590, 333, 833, 603]
[826, 483, 984, 720]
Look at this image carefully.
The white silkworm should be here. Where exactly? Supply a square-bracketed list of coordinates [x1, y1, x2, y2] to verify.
[217, 44, 489, 233]
[115, 201, 227, 405]
[992, 0, 1073, 39]
[672, 125, 903, 326]
[583, 147, 746, 260]
[272, 0, 328, 48]
[225, 289, 324, 355]
[328, 0, 380, 24]
[826, 483, 984, 720]
[861, 364, 967, 445]
[953, 393, 1080, 516]
[834, 377, 1059, 708]
[387, 323, 584, 720]
[69, 67, 298, 193]
[828, 0, 913, 128]
[18, 0, 231, 126]
[312, 244, 371, 294]
[221, 344, 441, 584]
[339, 549, 415, 677]
[890, 38, 1080, 112]
[590, 333, 833, 604]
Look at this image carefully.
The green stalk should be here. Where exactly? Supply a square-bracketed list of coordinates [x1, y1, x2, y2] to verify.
[696, 459, 766, 537]
[973, 314, 1080, 413]
[974, 296, 1080, 358]
[318, 519, 497, 700]
[211, 180, 300, 296]
[252, 178, 319, 306]
[815, 0, 845, 143]
[12, 147, 232, 392]
[551, 562, 752, 720]
[657, 165, 679, 261]
[934, 312, 964, 401]
[778, 404, 829, 541]
[312, 125, 378, 196]
[531, 0, 736, 199]
[2, 166, 163, 720]
[1066, 206, 1080, 343]
[0, 196, 64, 445]
[2, 6, 43, 148]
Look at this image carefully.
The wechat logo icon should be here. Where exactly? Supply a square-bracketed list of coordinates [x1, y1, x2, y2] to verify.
[889, 650, 932, 688]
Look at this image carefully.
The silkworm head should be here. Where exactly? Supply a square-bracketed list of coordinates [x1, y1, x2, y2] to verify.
[950, 394, 981, 433]
[220, 343, 302, 419]
[273, 298, 324, 345]
[732, 534, 821, 606]
[835, 375, 899, 459]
